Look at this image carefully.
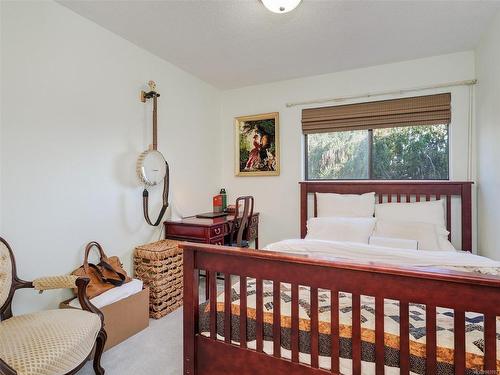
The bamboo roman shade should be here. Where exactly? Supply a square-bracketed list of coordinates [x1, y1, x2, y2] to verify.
[301, 93, 451, 134]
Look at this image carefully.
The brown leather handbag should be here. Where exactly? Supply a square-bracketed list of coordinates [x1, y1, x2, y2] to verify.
[72, 241, 131, 299]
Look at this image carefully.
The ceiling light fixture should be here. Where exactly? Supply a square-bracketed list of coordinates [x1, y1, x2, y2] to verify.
[261, 0, 302, 14]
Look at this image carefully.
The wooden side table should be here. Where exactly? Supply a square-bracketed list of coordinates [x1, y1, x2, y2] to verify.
[164, 213, 259, 248]
[164, 213, 259, 300]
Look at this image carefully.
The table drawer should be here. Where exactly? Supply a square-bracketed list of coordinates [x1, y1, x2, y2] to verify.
[210, 225, 224, 238]
[165, 224, 206, 240]
[210, 236, 225, 246]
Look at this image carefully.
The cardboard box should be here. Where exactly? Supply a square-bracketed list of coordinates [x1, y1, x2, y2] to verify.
[60, 287, 150, 351]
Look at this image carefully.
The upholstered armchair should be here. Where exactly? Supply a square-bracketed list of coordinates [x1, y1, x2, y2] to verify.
[0, 237, 106, 375]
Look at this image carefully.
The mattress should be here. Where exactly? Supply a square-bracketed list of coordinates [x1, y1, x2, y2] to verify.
[199, 278, 500, 375]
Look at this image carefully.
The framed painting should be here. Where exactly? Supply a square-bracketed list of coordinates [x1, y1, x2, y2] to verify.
[234, 112, 280, 176]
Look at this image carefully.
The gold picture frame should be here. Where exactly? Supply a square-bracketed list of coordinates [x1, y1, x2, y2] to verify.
[234, 112, 280, 176]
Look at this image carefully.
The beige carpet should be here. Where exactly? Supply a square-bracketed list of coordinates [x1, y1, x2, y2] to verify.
[78, 307, 183, 375]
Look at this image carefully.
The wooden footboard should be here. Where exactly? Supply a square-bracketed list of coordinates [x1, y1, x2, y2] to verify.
[182, 243, 500, 375]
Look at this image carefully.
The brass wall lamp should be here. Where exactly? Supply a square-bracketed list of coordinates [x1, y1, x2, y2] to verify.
[137, 80, 170, 226]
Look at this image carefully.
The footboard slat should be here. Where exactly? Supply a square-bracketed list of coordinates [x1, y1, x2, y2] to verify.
[273, 281, 281, 358]
[291, 283, 299, 363]
[240, 276, 247, 349]
[331, 289, 340, 374]
[256, 278, 264, 353]
[426, 304, 437, 374]
[310, 287, 319, 368]
[209, 271, 217, 340]
[400, 301, 410, 375]
[454, 310, 465, 375]
[375, 297, 384, 375]
[484, 313, 497, 371]
[352, 293, 361, 375]
[224, 274, 231, 344]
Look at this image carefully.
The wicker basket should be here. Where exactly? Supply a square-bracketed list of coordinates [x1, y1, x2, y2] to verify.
[134, 240, 183, 319]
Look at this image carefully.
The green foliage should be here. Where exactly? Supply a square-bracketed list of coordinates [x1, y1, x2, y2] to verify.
[240, 119, 276, 139]
[307, 124, 449, 180]
[239, 148, 250, 171]
[307, 130, 368, 179]
[373, 125, 449, 179]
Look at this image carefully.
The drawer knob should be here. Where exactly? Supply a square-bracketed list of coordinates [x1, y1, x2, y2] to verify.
[215, 228, 221, 235]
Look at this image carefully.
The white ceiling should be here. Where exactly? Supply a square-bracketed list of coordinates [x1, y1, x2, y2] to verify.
[59, 0, 500, 89]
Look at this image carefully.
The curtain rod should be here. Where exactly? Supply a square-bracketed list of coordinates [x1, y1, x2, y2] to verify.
[285, 79, 478, 108]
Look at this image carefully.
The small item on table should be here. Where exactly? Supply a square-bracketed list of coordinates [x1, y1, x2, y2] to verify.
[213, 194, 223, 213]
[226, 204, 236, 214]
[220, 188, 227, 211]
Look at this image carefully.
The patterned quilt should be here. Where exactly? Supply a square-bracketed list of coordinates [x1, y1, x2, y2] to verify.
[199, 279, 500, 375]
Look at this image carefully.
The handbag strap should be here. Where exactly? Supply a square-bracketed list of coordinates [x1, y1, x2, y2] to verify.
[83, 241, 109, 274]
[88, 263, 126, 287]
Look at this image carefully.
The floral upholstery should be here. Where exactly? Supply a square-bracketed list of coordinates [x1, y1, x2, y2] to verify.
[0, 241, 12, 308]
[0, 309, 101, 375]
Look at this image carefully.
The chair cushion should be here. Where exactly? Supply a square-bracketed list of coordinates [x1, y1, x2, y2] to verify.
[0, 309, 101, 375]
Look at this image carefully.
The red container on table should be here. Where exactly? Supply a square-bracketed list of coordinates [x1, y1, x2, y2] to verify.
[213, 194, 223, 213]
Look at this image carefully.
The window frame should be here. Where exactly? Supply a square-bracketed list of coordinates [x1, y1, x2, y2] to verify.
[304, 125, 450, 181]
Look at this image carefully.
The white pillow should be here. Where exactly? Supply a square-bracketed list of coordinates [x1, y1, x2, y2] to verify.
[369, 236, 418, 250]
[373, 219, 452, 251]
[374, 200, 446, 228]
[306, 217, 376, 244]
[439, 238, 457, 252]
[316, 192, 375, 218]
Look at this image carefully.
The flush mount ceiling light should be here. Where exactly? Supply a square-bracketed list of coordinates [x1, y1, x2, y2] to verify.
[261, 0, 302, 14]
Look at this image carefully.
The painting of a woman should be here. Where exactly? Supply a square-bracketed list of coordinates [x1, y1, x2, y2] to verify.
[235, 112, 280, 176]
[245, 134, 261, 170]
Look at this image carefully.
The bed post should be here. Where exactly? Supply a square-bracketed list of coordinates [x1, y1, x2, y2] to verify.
[183, 247, 198, 375]
[300, 182, 307, 238]
[461, 182, 473, 252]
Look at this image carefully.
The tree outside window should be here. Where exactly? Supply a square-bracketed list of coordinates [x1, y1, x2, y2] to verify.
[306, 124, 449, 180]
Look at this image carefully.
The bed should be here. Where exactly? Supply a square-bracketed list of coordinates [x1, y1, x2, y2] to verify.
[182, 181, 500, 375]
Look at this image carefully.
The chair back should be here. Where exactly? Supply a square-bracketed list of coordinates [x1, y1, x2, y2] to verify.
[0, 238, 14, 314]
[230, 196, 254, 247]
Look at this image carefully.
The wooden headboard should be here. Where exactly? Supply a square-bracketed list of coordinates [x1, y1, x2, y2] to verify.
[299, 181, 474, 251]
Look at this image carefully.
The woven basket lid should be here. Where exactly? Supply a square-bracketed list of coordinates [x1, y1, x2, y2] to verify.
[135, 240, 182, 259]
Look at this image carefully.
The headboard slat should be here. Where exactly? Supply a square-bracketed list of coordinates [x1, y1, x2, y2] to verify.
[299, 181, 474, 252]
[446, 195, 452, 242]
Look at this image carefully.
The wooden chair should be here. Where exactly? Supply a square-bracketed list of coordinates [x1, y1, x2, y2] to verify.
[228, 196, 254, 248]
[0, 237, 106, 375]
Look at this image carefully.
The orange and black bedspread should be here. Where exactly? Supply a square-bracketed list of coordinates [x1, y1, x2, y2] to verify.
[199, 279, 500, 375]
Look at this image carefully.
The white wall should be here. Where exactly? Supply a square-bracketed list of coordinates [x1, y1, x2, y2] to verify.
[220, 52, 476, 248]
[0, 0, 489, 316]
[1, 0, 221, 314]
[475, 12, 500, 260]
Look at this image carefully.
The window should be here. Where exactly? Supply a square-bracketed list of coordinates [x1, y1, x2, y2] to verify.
[302, 93, 451, 180]
[305, 124, 449, 180]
